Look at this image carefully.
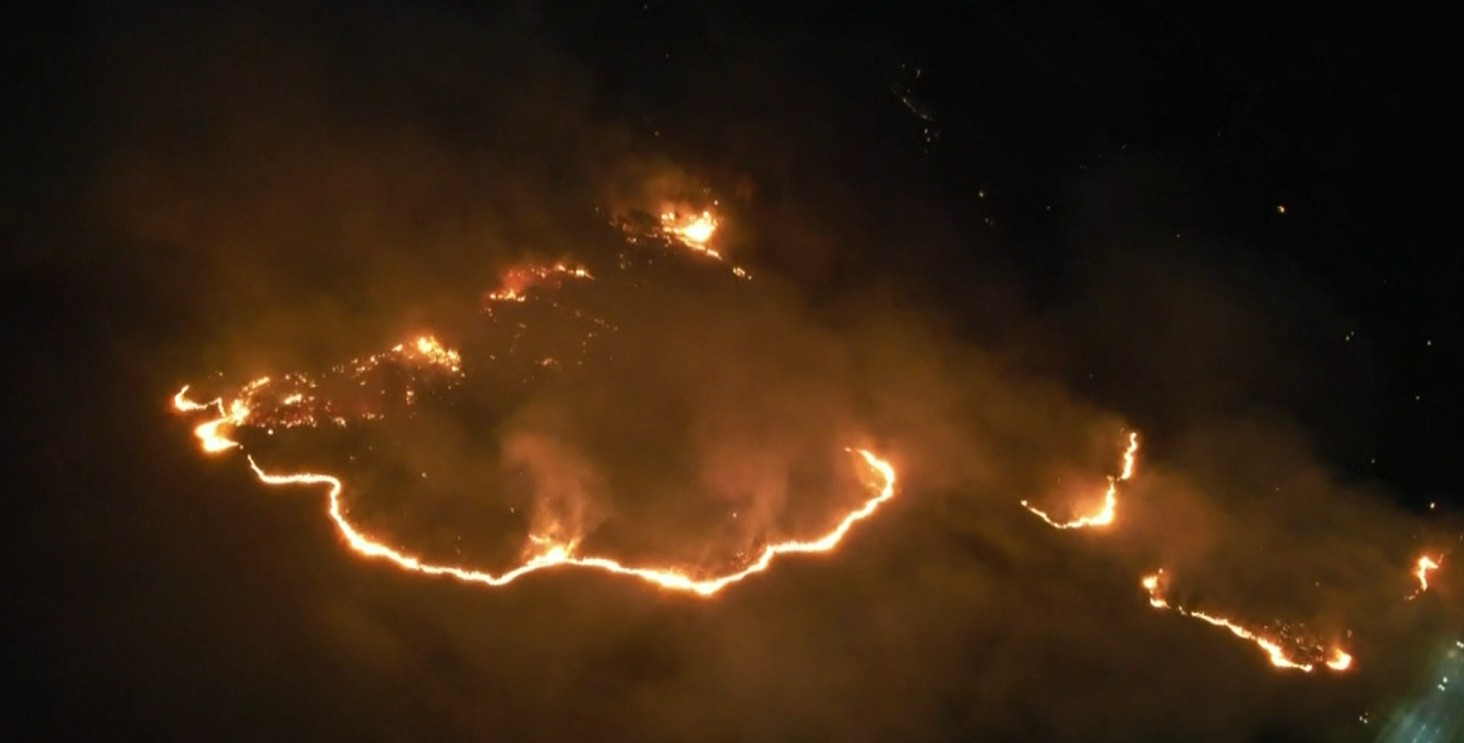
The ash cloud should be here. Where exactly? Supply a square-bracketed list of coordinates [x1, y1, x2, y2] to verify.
[13, 2, 1457, 742]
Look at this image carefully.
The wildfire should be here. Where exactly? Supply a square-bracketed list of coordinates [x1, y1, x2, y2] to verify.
[240, 449, 894, 596]
[612, 201, 748, 279]
[174, 387, 251, 453]
[1022, 432, 1139, 529]
[1141, 570, 1353, 673]
[173, 377, 898, 596]
[661, 209, 719, 251]
[1408, 554, 1441, 599]
[167, 196, 915, 598]
[165, 194, 1417, 681]
[484, 261, 593, 305]
[658, 207, 749, 279]
[173, 376, 274, 453]
[171, 334, 463, 449]
[394, 335, 463, 373]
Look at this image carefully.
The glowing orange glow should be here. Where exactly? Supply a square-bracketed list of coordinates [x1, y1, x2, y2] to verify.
[174, 385, 255, 453]
[661, 209, 719, 249]
[1141, 570, 1352, 673]
[168, 209, 1400, 681]
[172, 316, 899, 596]
[484, 261, 593, 305]
[241, 449, 894, 596]
[1022, 432, 1138, 529]
[173, 383, 898, 596]
[174, 334, 462, 451]
[657, 208, 752, 281]
[396, 335, 463, 372]
[614, 202, 749, 279]
[172, 386, 215, 413]
[1407, 554, 1441, 599]
[170, 209, 913, 597]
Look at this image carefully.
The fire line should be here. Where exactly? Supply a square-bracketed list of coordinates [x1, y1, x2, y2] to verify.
[1141, 570, 1353, 673]
[172, 383, 897, 597]
[1022, 431, 1138, 529]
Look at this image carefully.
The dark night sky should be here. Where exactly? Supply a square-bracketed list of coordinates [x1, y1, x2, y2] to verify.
[5, 2, 1461, 741]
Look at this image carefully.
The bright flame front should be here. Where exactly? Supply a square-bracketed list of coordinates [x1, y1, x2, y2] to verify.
[174, 373, 898, 597]
[1141, 570, 1353, 674]
[661, 209, 719, 248]
[1022, 432, 1138, 529]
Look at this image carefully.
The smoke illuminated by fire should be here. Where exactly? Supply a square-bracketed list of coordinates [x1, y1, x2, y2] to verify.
[1141, 570, 1353, 673]
[173, 382, 896, 596]
[1016, 430, 1360, 675]
[165, 199, 1431, 682]
[1021, 431, 1138, 529]
[169, 215, 910, 597]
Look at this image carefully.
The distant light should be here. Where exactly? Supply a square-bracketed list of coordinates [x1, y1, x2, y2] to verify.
[1276, 204, 1287, 215]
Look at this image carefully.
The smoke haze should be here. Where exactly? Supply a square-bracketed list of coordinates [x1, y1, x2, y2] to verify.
[7, 2, 1457, 741]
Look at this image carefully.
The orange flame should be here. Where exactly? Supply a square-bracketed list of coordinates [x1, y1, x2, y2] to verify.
[1141, 570, 1353, 673]
[484, 261, 593, 304]
[393, 336, 463, 372]
[1407, 554, 1441, 599]
[613, 202, 749, 279]
[657, 208, 750, 280]
[172, 334, 462, 449]
[1022, 432, 1138, 529]
[661, 209, 719, 251]
[236, 449, 895, 596]
[173, 383, 259, 453]
[173, 341, 898, 596]
[1325, 648, 1353, 671]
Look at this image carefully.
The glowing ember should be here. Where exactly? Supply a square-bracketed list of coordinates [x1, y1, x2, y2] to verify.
[1141, 570, 1353, 673]
[484, 261, 593, 305]
[396, 335, 463, 371]
[1022, 431, 1138, 529]
[172, 380, 898, 596]
[171, 334, 463, 448]
[1408, 554, 1441, 599]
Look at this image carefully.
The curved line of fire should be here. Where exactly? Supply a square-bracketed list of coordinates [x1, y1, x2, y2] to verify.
[174, 387, 895, 597]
